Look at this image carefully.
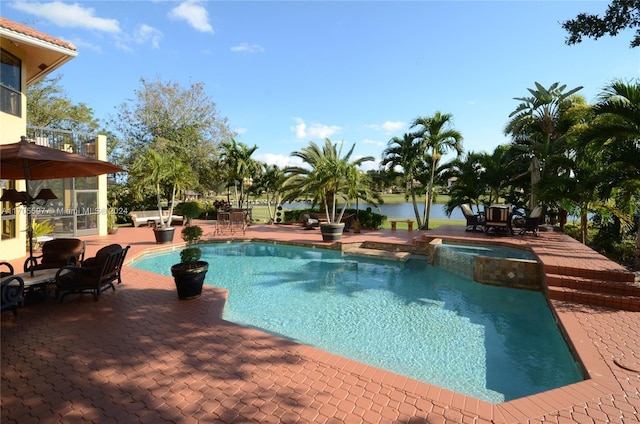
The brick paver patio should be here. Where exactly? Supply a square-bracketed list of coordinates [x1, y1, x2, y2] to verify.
[2, 221, 639, 423]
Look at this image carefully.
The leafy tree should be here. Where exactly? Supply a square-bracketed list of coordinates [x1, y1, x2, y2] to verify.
[505, 82, 583, 209]
[442, 151, 487, 215]
[27, 74, 99, 133]
[110, 77, 233, 193]
[562, 0, 640, 48]
[410, 112, 464, 230]
[583, 79, 640, 268]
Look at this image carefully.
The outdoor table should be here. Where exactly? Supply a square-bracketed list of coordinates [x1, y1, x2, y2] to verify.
[1, 269, 60, 303]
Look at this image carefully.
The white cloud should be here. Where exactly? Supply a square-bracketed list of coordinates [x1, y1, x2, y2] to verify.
[168, 1, 214, 33]
[291, 118, 341, 140]
[362, 138, 385, 147]
[256, 153, 303, 169]
[234, 127, 248, 135]
[134, 24, 163, 49]
[11, 1, 121, 33]
[230, 42, 265, 53]
[367, 120, 406, 134]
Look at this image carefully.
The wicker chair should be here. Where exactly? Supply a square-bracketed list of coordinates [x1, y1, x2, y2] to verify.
[55, 244, 129, 302]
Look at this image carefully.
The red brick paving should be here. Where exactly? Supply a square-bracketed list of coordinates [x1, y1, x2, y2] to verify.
[2, 221, 639, 423]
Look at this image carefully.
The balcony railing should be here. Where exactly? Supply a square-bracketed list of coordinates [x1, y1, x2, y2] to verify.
[26, 126, 97, 158]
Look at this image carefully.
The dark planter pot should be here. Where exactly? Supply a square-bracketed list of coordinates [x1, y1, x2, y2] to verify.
[107, 227, 118, 235]
[171, 261, 209, 300]
[154, 227, 175, 244]
[320, 222, 345, 242]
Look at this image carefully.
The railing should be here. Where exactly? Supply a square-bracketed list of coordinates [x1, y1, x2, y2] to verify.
[26, 126, 97, 158]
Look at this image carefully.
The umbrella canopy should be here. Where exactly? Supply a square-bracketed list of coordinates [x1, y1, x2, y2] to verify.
[1, 137, 124, 180]
[1, 137, 125, 273]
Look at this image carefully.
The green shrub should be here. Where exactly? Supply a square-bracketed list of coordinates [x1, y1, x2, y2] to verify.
[282, 207, 386, 229]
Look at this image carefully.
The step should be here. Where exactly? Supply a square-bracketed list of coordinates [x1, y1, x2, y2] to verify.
[342, 248, 411, 262]
[546, 273, 640, 297]
[542, 265, 634, 283]
[547, 286, 640, 312]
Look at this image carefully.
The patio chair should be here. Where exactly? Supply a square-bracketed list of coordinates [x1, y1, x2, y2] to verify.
[460, 204, 484, 232]
[484, 205, 513, 235]
[55, 244, 130, 302]
[24, 238, 85, 272]
[229, 211, 247, 235]
[1, 275, 24, 315]
[300, 213, 320, 229]
[1, 261, 14, 278]
[513, 205, 544, 236]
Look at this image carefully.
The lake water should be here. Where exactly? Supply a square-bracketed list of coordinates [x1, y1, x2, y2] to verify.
[284, 201, 465, 220]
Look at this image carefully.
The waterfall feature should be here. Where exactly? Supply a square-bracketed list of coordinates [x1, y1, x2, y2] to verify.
[433, 244, 475, 278]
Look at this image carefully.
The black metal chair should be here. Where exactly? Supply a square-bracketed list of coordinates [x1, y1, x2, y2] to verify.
[484, 205, 513, 235]
[55, 244, 129, 302]
[514, 206, 544, 236]
[1, 275, 25, 315]
[460, 204, 484, 232]
[1, 261, 14, 278]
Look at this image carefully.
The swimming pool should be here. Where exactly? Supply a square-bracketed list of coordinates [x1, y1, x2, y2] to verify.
[131, 241, 583, 404]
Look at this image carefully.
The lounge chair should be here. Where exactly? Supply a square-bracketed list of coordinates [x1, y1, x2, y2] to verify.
[300, 213, 320, 230]
[484, 205, 513, 235]
[55, 244, 129, 301]
[513, 205, 543, 236]
[460, 204, 484, 232]
[24, 238, 85, 272]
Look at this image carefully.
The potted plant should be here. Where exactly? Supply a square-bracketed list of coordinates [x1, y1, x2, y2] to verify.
[170, 225, 209, 299]
[282, 138, 376, 242]
[129, 147, 196, 244]
[107, 208, 118, 234]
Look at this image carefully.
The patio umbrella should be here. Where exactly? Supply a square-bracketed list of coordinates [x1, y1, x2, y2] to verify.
[1, 137, 125, 273]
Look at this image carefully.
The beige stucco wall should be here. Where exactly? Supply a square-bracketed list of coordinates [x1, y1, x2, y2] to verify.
[0, 46, 28, 262]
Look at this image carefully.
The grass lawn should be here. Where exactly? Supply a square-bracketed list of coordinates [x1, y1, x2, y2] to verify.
[247, 199, 465, 230]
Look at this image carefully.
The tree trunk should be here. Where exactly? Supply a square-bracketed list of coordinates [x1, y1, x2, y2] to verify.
[635, 215, 640, 270]
[580, 212, 588, 244]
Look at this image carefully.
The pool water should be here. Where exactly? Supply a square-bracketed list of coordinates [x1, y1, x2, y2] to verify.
[132, 242, 583, 404]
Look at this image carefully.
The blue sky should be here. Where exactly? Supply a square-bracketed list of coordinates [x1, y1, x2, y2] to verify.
[4, 1, 639, 169]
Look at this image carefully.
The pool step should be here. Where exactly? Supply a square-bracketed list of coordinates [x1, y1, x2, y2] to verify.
[546, 273, 640, 311]
[342, 247, 411, 262]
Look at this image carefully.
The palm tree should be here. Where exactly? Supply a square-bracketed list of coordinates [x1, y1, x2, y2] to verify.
[381, 133, 424, 227]
[411, 112, 464, 230]
[255, 164, 286, 224]
[283, 139, 374, 223]
[586, 79, 640, 268]
[219, 138, 260, 208]
[505, 82, 583, 210]
[129, 147, 195, 229]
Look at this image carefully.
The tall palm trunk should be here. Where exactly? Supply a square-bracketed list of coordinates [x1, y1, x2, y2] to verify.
[422, 156, 437, 230]
[409, 180, 423, 228]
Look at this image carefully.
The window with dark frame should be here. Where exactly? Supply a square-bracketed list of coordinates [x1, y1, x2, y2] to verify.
[0, 48, 22, 117]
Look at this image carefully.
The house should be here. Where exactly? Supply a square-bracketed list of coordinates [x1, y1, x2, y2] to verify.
[1, 17, 110, 261]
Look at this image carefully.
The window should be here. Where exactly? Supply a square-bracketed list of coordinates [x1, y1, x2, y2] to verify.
[1, 182, 17, 240]
[1, 48, 22, 117]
